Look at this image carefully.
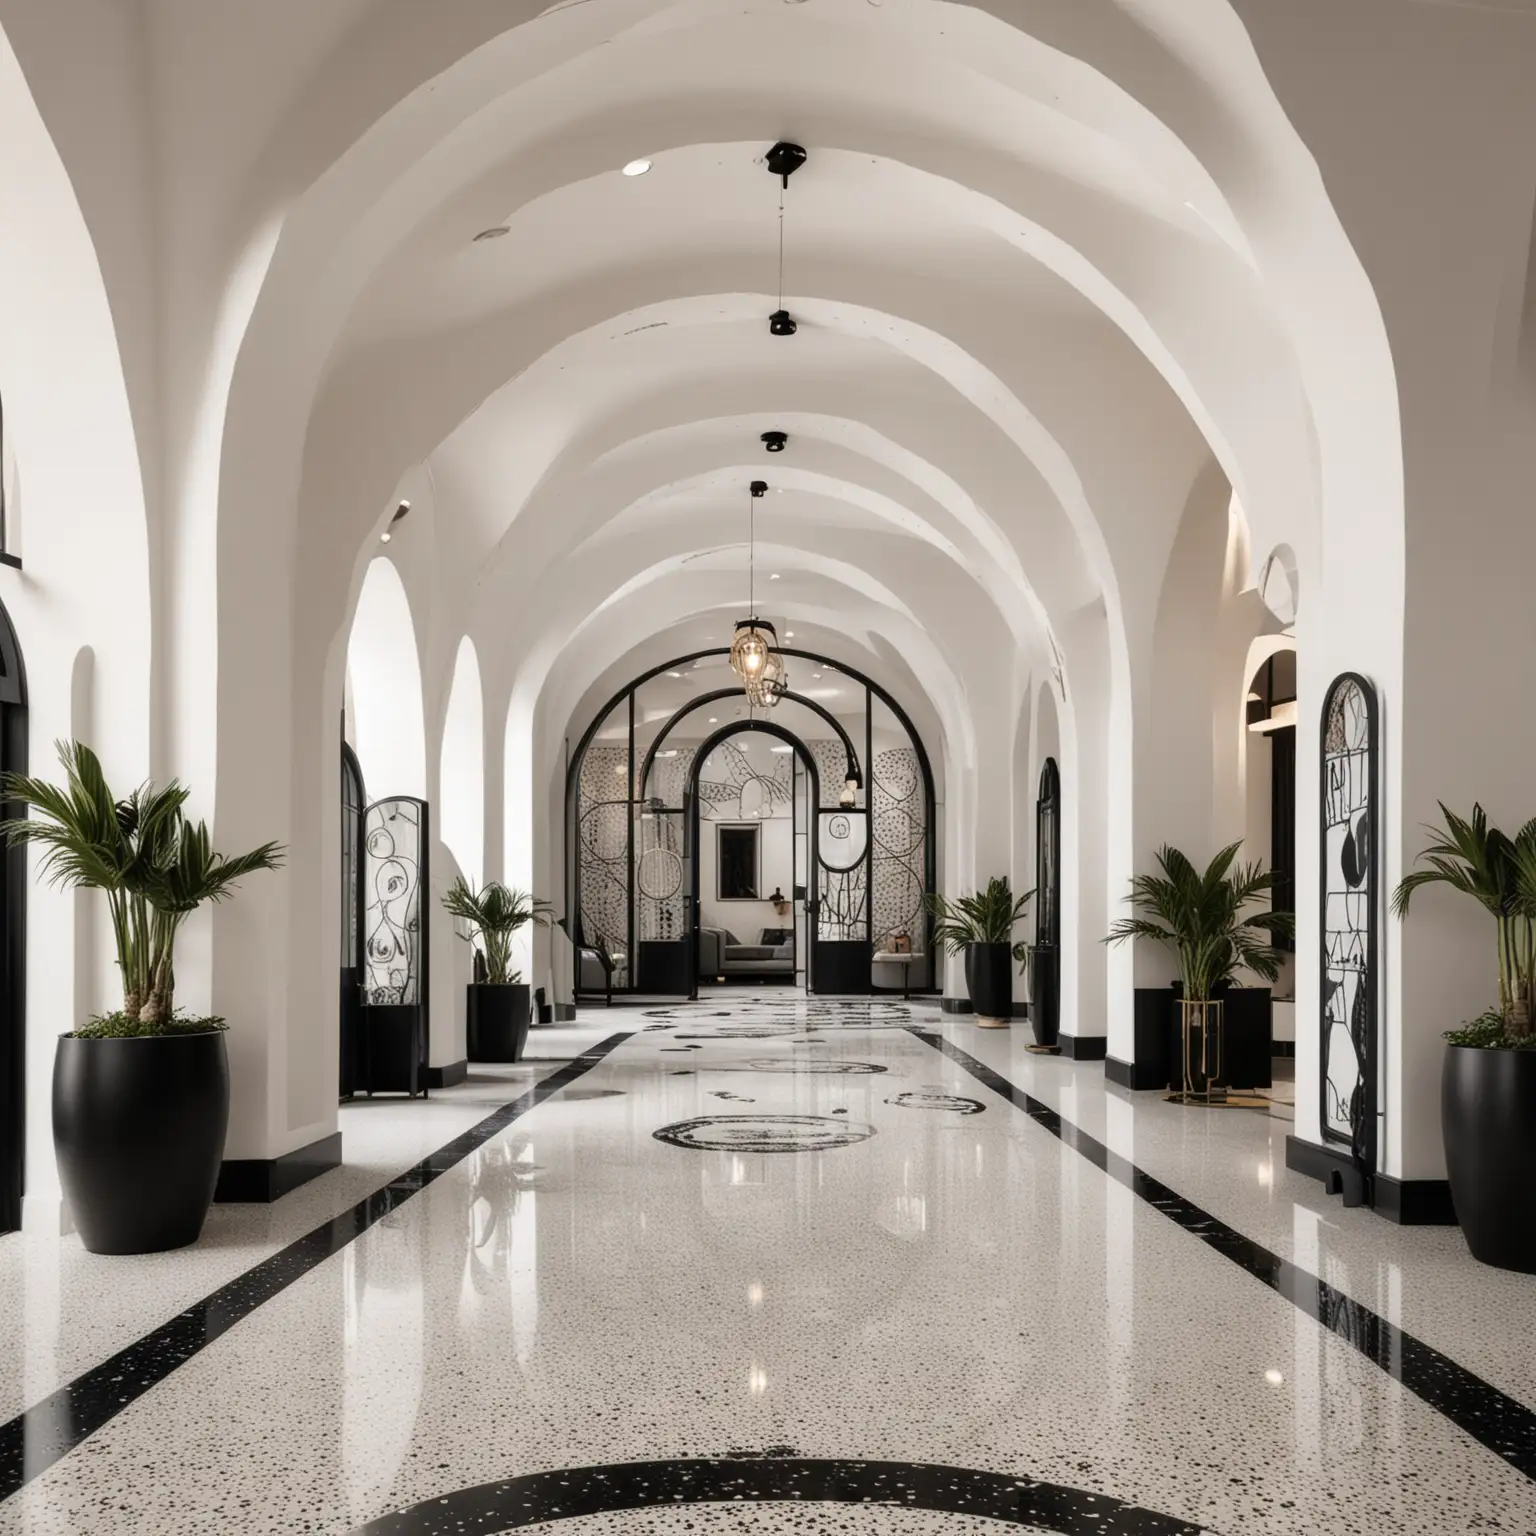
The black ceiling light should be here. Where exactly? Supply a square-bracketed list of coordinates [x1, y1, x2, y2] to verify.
[751, 480, 769, 497]
[765, 142, 806, 337]
[761, 431, 788, 453]
[765, 141, 807, 188]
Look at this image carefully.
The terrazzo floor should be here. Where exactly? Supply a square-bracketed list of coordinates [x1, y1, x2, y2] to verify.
[1, 993, 1533, 1534]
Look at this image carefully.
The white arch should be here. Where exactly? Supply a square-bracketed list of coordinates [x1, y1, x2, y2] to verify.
[347, 556, 426, 800]
[439, 635, 485, 887]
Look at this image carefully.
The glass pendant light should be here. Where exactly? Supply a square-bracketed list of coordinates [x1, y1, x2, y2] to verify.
[730, 480, 787, 704]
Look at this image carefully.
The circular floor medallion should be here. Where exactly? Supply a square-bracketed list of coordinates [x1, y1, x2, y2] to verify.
[652, 1115, 876, 1153]
[721, 1058, 889, 1075]
[887, 1090, 986, 1114]
[347, 1456, 1206, 1534]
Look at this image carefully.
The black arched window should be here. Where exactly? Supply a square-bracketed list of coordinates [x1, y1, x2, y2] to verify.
[0, 595, 29, 1233]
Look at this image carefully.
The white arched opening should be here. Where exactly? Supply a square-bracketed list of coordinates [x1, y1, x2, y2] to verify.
[439, 636, 485, 888]
[347, 556, 427, 801]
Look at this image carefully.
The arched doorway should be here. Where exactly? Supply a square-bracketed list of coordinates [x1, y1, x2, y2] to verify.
[1032, 757, 1061, 1045]
[339, 738, 366, 1101]
[685, 721, 823, 998]
[567, 647, 936, 999]
[0, 595, 27, 1234]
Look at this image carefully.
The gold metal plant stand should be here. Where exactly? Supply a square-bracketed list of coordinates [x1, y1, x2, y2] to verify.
[1166, 997, 1267, 1109]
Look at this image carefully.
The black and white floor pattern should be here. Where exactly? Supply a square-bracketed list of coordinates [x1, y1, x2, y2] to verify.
[1, 990, 1533, 1533]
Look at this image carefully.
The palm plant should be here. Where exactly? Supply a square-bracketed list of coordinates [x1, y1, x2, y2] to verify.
[442, 878, 554, 984]
[1392, 803, 1536, 1039]
[925, 876, 1034, 962]
[1, 740, 285, 1030]
[1105, 843, 1292, 1001]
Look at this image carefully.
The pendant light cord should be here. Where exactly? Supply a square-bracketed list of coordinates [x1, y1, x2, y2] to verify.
[777, 186, 785, 310]
[748, 483, 755, 617]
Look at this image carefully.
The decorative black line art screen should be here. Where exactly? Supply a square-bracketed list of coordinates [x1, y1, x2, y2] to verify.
[364, 797, 426, 1005]
[817, 810, 869, 940]
[1320, 674, 1377, 1170]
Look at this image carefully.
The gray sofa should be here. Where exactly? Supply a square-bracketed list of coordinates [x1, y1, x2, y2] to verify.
[698, 926, 794, 977]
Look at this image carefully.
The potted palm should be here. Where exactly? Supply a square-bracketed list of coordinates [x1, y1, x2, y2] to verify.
[1105, 843, 1290, 1102]
[1393, 804, 1536, 1271]
[926, 877, 1033, 1028]
[443, 879, 554, 1063]
[2, 742, 283, 1254]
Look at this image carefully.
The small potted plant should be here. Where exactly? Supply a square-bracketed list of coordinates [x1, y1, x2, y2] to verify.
[926, 877, 1033, 1027]
[443, 879, 553, 1063]
[1393, 804, 1536, 1272]
[3, 742, 283, 1254]
[1105, 843, 1290, 1100]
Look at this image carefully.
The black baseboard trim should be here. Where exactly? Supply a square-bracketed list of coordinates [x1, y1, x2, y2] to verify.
[1284, 1135, 1457, 1226]
[1272, 1041, 1296, 1059]
[553, 1003, 577, 1022]
[1060, 1035, 1107, 1061]
[941, 998, 974, 1015]
[1012, 1002, 1030, 1019]
[1375, 1174, 1457, 1225]
[216, 1131, 342, 1204]
[425, 1059, 467, 1089]
[1105, 1055, 1170, 1091]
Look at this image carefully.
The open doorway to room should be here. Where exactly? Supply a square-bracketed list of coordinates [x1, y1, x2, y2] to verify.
[691, 727, 808, 991]
[1245, 642, 1298, 1071]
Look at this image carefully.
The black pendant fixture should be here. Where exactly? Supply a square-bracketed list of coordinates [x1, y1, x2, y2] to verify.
[729, 480, 788, 709]
[761, 431, 788, 453]
[765, 142, 806, 337]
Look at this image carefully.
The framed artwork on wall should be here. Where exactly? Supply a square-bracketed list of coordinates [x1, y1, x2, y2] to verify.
[717, 824, 761, 900]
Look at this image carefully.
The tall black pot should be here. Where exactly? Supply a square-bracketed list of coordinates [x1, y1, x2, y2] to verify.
[467, 983, 531, 1063]
[53, 1031, 230, 1255]
[1442, 1043, 1534, 1272]
[965, 942, 1014, 1026]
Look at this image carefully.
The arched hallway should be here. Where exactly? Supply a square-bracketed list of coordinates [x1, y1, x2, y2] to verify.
[2, 0, 1536, 1527]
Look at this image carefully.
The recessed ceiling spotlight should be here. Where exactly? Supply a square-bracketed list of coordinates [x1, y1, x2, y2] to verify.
[785, 631, 795, 638]
[762, 430, 788, 453]
[769, 309, 797, 337]
[622, 158, 653, 177]
[381, 499, 411, 542]
[473, 226, 509, 242]
[708, 716, 719, 724]
[769, 573, 781, 580]
[812, 672, 823, 680]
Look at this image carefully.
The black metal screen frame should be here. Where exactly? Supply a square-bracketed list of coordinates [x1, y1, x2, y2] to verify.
[0, 595, 28, 1234]
[566, 647, 936, 998]
[1319, 672, 1378, 1180]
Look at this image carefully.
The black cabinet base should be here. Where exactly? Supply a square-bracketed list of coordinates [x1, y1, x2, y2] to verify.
[941, 998, 975, 1015]
[1060, 1035, 1107, 1061]
[1284, 1135, 1456, 1226]
[216, 1131, 342, 1204]
[553, 1003, 577, 1022]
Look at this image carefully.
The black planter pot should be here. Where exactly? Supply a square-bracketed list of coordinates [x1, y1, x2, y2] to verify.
[467, 984, 531, 1063]
[53, 1031, 230, 1255]
[1443, 1044, 1534, 1271]
[965, 942, 1014, 1025]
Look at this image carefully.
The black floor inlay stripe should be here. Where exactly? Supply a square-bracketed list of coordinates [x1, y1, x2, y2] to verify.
[348, 1455, 1206, 1534]
[0, 1033, 633, 1502]
[912, 1028, 1536, 1480]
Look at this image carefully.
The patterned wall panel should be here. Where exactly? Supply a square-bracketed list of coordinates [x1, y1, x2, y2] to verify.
[1321, 674, 1377, 1169]
[363, 799, 425, 1005]
[872, 747, 925, 952]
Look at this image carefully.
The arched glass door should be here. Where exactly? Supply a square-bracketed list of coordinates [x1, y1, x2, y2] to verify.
[1031, 758, 1061, 1045]
[339, 740, 365, 1101]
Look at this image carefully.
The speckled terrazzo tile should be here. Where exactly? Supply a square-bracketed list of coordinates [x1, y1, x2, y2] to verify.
[1, 998, 1534, 1535]
[947, 1022, 1536, 1414]
[0, 1053, 593, 1423]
